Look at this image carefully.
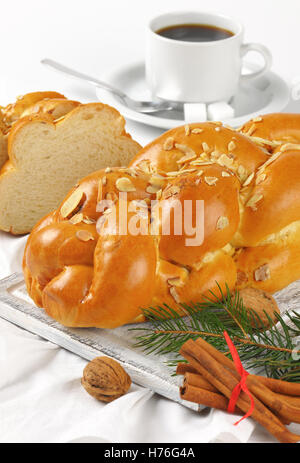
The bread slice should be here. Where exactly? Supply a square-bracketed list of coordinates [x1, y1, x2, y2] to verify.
[0, 92, 75, 170]
[0, 103, 141, 234]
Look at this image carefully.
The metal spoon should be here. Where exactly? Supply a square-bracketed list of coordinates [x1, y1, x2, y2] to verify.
[41, 58, 174, 113]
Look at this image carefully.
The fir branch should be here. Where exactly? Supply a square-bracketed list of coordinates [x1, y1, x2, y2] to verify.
[130, 285, 300, 382]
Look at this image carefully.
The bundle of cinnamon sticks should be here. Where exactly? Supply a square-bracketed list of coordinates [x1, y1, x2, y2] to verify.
[178, 337, 300, 443]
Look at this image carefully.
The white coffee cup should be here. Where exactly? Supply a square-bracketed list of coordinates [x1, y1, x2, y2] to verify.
[146, 11, 272, 103]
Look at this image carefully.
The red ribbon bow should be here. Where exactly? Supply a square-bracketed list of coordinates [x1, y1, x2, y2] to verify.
[223, 330, 255, 425]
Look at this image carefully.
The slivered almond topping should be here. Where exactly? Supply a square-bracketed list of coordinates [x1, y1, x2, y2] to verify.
[216, 216, 229, 230]
[83, 217, 96, 224]
[69, 213, 84, 225]
[116, 177, 136, 192]
[190, 159, 213, 166]
[280, 143, 300, 152]
[177, 153, 197, 164]
[102, 176, 107, 186]
[122, 168, 137, 177]
[254, 264, 270, 282]
[210, 150, 220, 160]
[247, 124, 256, 136]
[222, 171, 231, 177]
[138, 160, 152, 174]
[191, 128, 204, 134]
[97, 180, 103, 203]
[169, 286, 180, 303]
[146, 185, 160, 194]
[228, 141, 236, 151]
[178, 168, 197, 174]
[168, 277, 183, 287]
[185, 125, 190, 136]
[163, 137, 175, 151]
[76, 230, 94, 242]
[253, 116, 263, 122]
[258, 151, 282, 173]
[202, 142, 210, 153]
[246, 136, 281, 148]
[246, 194, 263, 210]
[156, 189, 162, 200]
[196, 170, 204, 177]
[175, 143, 196, 157]
[149, 174, 166, 187]
[164, 185, 181, 198]
[243, 172, 255, 187]
[61, 189, 83, 218]
[217, 154, 234, 168]
[256, 173, 267, 185]
[237, 165, 247, 181]
[204, 176, 218, 186]
[166, 171, 180, 177]
[105, 167, 112, 173]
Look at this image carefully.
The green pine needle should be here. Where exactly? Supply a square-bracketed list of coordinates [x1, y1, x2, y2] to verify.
[130, 284, 300, 382]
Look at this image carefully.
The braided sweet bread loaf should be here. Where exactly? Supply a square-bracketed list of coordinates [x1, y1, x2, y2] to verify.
[23, 114, 300, 328]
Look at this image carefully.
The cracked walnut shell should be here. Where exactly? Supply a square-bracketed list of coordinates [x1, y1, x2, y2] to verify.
[81, 356, 131, 402]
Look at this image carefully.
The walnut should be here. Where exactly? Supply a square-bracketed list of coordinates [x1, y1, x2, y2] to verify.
[239, 287, 280, 328]
[81, 357, 131, 402]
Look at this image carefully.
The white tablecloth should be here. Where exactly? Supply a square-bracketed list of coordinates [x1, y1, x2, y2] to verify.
[1, 0, 300, 443]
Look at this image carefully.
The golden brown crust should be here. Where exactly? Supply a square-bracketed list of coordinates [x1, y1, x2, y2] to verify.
[23, 114, 300, 328]
[240, 113, 300, 145]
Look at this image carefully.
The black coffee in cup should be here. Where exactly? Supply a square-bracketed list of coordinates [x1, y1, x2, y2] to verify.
[156, 23, 234, 42]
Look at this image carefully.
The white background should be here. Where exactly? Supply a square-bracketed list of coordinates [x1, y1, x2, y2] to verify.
[0, 0, 300, 443]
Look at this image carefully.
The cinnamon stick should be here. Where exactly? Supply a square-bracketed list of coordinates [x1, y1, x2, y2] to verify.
[180, 384, 229, 411]
[176, 363, 198, 376]
[252, 375, 300, 397]
[184, 372, 218, 393]
[246, 375, 300, 425]
[180, 339, 300, 443]
[181, 376, 291, 425]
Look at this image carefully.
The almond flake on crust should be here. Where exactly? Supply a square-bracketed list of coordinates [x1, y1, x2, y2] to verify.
[254, 264, 271, 282]
[76, 230, 95, 242]
[216, 216, 229, 230]
[246, 124, 256, 136]
[280, 143, 300, 152]
[116, 177, 136, 192]
[204, 176, 218, 186]
[146, 185, 160, 194]
[191, 128, 204, 134]
[246, 194, 263, 211]
[256, 173, 267, 185]
[243, 172, 255, 187]
[169, 286, 180, 303]
[69, 213, 84, 225]
[175, 143, 196, 157]
[184, 125, 191, 136]
[177, 153, 197, 164]
[163, 137, 175, 151]
[61, 188, 84, 218]
[168, 277, 183, 287]
[228, 141, 236, 152]
[202, 142, 210, 153]
[217, 154, 234, 168]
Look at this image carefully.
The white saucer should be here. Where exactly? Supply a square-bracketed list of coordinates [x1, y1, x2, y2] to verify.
[96, 62, 290, 129]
